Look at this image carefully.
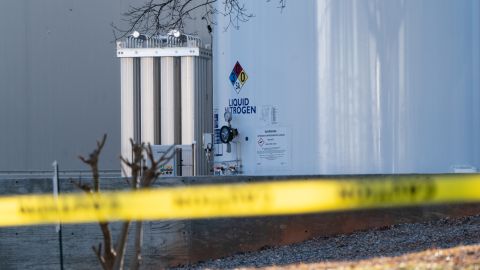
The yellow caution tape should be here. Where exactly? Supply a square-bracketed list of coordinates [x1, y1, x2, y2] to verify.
[1, 174, 480, 227]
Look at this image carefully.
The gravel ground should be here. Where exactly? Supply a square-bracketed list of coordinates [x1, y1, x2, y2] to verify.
[174, 214, 480, 269]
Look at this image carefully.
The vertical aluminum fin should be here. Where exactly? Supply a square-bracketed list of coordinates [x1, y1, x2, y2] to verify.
[120, 58, 135, 175]
[181, 56, 212, 175]
[140, 57, 160, 145]
[161, 57, 181, 145]
[181, 56, 199, 175]
[181, 56, 196, 145]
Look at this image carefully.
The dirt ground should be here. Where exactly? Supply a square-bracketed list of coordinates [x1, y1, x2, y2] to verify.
[177, 215, 480, 270]
[251, 244, 480, 270]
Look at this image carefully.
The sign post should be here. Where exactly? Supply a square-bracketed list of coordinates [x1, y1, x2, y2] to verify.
[52, 161, 64, 270]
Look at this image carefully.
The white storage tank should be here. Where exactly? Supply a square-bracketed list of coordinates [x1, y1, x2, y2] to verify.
[212, 0, 480, 175]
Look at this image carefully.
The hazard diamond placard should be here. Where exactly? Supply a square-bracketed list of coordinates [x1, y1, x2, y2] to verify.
[229, 61, 248, 94]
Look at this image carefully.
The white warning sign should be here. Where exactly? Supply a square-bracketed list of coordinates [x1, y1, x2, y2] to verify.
[256, 128, 290, 168]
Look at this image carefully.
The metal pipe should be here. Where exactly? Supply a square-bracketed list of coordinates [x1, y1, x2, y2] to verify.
[192, 143, 195, 176]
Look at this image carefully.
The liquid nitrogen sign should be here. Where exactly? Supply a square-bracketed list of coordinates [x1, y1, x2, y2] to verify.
[229, 61, 249, 94]
[226, 98, 257, 115]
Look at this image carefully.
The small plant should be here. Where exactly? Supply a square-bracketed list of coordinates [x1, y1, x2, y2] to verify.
[75, 134, 173, 270]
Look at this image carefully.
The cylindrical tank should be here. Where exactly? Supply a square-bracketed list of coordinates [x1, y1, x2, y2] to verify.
[213, 0, 480, 175]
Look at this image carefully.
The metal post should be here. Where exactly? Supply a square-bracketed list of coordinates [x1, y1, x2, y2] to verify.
[52, 161, 64, 270]
[176, 146, 182, 176]
[192, 143, 196, 176]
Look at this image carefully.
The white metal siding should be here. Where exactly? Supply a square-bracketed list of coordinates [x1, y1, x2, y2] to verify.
[213, 0, 480, 175]
[0, 0, 209, 173]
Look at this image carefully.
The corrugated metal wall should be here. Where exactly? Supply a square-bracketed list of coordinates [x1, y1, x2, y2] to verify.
[0, 0, 209, 172]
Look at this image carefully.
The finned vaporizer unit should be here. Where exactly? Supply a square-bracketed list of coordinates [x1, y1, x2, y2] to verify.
[117, 31, 212, 176]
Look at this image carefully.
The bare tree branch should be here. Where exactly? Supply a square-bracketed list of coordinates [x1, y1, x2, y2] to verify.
[77, 134, 116, 270]
[131, 221, 143, 270]
[113, 0, 286, 40]
[79, 136, 175, 269]
[92, 244, 107, 270]
[130, 144, 175, 269]
[142, 144, 175, 187]
[78, 134, 107, 192]
[113, 139, 144, 270]
[71, 180, 92, 193]
[100, 223, 116, 269]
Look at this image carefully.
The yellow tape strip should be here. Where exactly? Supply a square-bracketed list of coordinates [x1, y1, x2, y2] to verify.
[1, 174, 480, 227]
